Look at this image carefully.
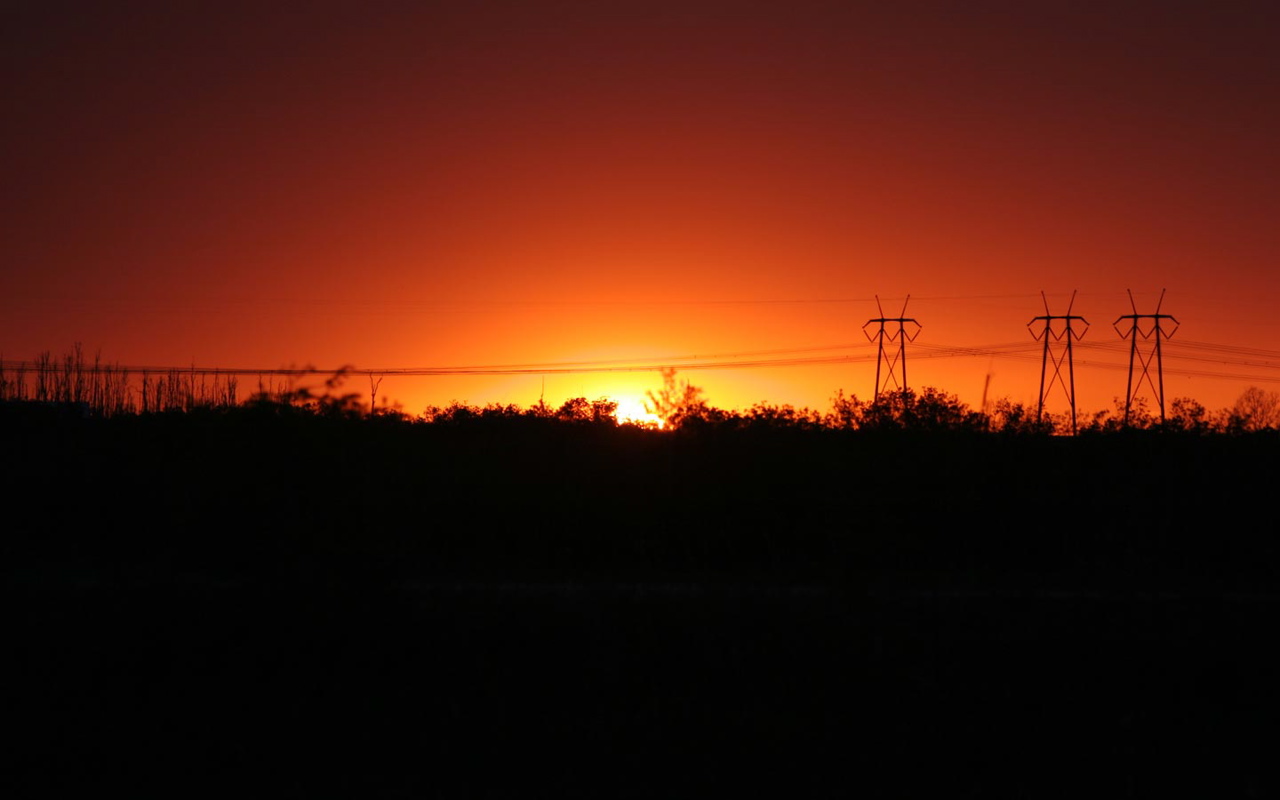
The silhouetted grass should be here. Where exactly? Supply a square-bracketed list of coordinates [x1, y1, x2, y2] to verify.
[1, 346, 242, 415]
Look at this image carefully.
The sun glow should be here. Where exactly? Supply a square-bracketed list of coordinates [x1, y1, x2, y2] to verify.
[614, 396, 664, 428]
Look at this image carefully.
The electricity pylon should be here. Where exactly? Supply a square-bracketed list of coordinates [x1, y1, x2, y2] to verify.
[863, 295, 921, 399]
[1113, 289, 1179, 425]
[1028, 290, 1088, 433]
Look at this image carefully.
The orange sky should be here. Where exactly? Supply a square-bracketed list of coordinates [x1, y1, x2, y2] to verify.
[3, 2, 1278, 418]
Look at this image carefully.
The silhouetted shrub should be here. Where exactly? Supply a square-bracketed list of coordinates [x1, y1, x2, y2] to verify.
[986, 399, 1055, 435]
[858, 387, 985, 432]
[644, 368, 713, 429]
[1232, 386, 1280, 431]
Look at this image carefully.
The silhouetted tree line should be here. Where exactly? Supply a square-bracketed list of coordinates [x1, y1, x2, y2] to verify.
[4, 348, 1279, 434]
[421, 379, 1280, 436]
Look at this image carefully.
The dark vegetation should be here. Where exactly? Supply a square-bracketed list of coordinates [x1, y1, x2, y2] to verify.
[6, 347, 1280, 433]
[7, 350, 1280, 796]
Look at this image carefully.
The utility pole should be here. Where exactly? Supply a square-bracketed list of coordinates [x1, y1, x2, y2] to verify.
[1113, 289, 1179, 425]
[1028, 290, 1088, 433]
[863, 295, 921, 399]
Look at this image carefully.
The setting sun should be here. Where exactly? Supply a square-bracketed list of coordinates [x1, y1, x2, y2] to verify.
[614, 396, 664, 428]
[2, 4, 1277, 417]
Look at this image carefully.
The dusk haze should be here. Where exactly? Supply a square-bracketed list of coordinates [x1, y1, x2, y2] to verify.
[4, 2, 1278, 416]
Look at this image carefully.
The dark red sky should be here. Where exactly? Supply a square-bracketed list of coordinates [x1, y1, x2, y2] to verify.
[4, 1, 1278, 416]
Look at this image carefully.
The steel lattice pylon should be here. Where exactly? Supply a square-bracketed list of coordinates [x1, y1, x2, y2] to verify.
[1028, 290, 1089, 433]
[1114, 289, 1179, 425]
[863, 295, 921, 399]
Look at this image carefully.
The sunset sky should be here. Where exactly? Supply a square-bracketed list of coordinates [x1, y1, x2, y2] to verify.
[4, 1, 1278, 418]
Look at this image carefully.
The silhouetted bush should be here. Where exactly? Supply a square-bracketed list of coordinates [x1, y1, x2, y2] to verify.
[1232, 386, 1280, 431]
[986, 398, 1056, 435]
[857, 387, 986, 432]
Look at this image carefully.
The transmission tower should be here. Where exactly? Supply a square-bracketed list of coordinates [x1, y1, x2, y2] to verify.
[1113, 289, 1179, 424]
[863, 295, 921, 399]
[1028, 290, 1088, 433]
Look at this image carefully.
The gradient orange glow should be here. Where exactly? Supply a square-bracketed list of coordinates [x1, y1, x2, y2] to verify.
[3, 3, 1278, 417]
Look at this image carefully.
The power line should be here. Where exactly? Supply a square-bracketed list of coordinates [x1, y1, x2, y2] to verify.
[4, 335, 1280, 385]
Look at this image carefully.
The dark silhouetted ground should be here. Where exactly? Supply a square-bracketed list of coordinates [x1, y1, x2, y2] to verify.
[7, 409, 1279, 796]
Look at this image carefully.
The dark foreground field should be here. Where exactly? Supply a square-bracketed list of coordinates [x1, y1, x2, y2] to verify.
[7, 409, 1280, 796]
